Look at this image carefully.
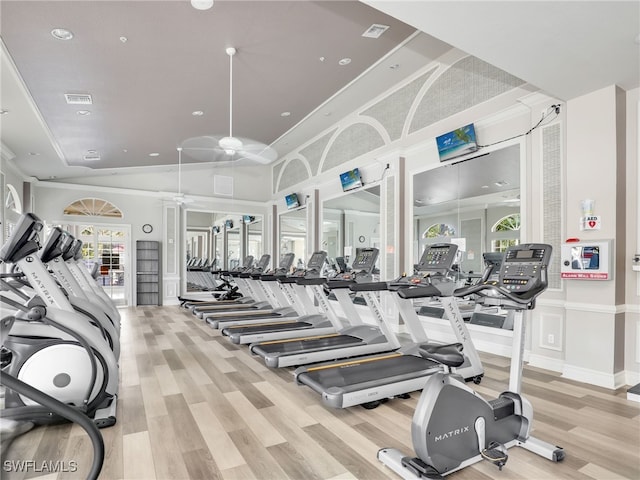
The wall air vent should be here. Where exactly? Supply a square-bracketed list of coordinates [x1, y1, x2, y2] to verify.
[64, 93, 93, 105]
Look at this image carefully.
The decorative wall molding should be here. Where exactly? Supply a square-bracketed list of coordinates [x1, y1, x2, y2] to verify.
[272, 51, 530, 194]
[564, 302, 625, 315]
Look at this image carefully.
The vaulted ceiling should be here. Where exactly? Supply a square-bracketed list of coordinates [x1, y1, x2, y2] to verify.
[1, 1, 638, 183]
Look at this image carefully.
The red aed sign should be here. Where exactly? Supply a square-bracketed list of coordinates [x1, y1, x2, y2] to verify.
[561, 272, 609, 280]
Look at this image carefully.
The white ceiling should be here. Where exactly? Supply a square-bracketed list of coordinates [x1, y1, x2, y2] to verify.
[1, 1, 638, 184]
[365, 0, 640, 101]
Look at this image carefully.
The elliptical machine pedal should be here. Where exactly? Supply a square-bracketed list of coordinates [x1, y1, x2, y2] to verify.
[480, 441, 508, 470]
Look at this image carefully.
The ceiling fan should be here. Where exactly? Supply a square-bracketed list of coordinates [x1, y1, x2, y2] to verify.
[172, 146, 195, 206]
[181, 47, 277, 165]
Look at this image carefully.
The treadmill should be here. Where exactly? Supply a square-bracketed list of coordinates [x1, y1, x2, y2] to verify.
[185, 255, 255, 311]
[191, 255, 272, 317]
[250, 252, 401, 369]
[294, 243, 484, 409]
[223, 248, 379, 345]
[204, 252, 327, 329]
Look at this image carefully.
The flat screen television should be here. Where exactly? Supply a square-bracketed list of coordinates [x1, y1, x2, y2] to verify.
[436, 123, 479, 162]
[285, 193, 300, 209]
[339, 168, 363, 192]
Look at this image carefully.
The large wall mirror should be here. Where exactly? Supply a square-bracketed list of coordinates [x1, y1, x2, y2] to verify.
[186, 211, 215, 264]
[186, 211, 263, 272]
[322, 185, 380, 270]
[413, 144, 520, 276]
[279, 207, 307, 268]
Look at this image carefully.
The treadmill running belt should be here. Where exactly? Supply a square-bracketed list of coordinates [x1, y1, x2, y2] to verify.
[215, 312, 282, 324]
[222, 321, 313, 336]
[299, 355, 440, 389]
[252, 335, 363, 355]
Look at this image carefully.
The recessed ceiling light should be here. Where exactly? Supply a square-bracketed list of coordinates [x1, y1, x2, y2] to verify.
[494, 181, 508, 187]
[481, 185, 489, 189]
[49, 176, 56, 179]
[338, 58, 352, 66]
[0, 109, 8, 115]
[319, 56, 326, 62]
[119, 36, 128, 43]
[87, 150, 98, 155]
[191, 0, 214, 10]
[149, 152, 160, 157]
[76, 110, 91, 116]
[51, 28, 74, 40]
[362, 24, 389, 39]
[192, 110, 204, 116]
[280, 111, 291, 117]
[123, 149, 128, 153]
[28, 152, 40, 156]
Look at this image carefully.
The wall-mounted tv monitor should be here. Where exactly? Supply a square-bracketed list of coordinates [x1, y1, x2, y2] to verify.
[242, 215, 255, 224]
[224, 219, 234, 229]
[285, 193, 300, 209]
[339, 168, 363, 192]
[436, 123, 479, 162]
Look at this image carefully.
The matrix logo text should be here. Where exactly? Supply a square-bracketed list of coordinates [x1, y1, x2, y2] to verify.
[3, 460, 78, 473]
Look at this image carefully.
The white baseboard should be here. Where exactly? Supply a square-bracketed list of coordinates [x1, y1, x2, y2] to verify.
[626, 369, 640, 386]
[527, 354, 564, 373]
[627, 391, 640, 403]
[562, 364, 626, 390]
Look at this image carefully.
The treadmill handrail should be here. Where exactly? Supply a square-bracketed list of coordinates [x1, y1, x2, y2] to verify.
[397, 284, 444, 299]
[453, 282, 543, 306]
[295, 277, 327, 286]
[349, 281, 389, 292]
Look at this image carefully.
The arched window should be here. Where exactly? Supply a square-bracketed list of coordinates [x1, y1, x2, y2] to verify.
[491, 213, 520, 252]
[63, 198, 123, 218]
[423, 223, 456, 239]
[5, 184, 22, 214]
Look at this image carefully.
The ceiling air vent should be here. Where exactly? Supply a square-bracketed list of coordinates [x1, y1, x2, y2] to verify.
[362, 24, 389, 39]
[83, 153, 101, 162]
[64, 93, 93, 105]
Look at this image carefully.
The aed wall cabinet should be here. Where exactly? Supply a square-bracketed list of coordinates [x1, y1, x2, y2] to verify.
[560, 239, 613, 280]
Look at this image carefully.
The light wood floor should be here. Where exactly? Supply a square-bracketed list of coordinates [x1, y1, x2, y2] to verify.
[3, 305, 639, 480]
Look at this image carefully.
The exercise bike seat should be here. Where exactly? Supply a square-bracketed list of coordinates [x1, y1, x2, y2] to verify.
[418, 343, 464, 367]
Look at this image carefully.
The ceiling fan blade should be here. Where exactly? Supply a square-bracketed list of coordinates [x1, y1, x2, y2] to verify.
[236, 149, 276, 165]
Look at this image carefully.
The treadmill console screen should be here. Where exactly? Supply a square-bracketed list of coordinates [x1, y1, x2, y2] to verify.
[499, 244, 552, 293]
[241, 256, 254, 268]
[351, 248, 379, 270]
[278, 253, 295, 270]
[255, 254, 270, 270]
[416, 243, 458, 273]
[307, 252, 327, 269]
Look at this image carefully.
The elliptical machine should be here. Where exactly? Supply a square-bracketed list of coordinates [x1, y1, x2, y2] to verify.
[0, 213, 119, 428]
[0, 316, 105, 480]
[378, 243, 564, 479]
